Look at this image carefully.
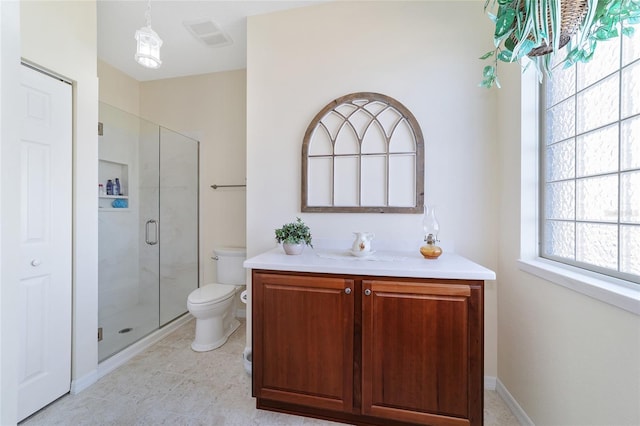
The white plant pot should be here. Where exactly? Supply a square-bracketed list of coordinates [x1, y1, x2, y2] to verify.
[283, 243, 304, 255]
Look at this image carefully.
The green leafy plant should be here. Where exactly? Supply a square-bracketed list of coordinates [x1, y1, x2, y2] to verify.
[275, 217, 313, 247]
[479, 0, 640, 88]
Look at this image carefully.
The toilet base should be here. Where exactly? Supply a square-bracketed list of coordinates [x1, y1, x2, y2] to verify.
[191, 318, 240, 352]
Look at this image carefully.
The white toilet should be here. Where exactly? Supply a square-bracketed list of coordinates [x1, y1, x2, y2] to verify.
[187, 247, 246, 352]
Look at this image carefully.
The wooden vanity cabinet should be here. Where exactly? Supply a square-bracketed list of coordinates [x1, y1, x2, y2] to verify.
[252, 272, 355, 412]
[252, 270, 484, 426]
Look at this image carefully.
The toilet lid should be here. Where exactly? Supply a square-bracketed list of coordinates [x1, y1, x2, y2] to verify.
[188, 284, 236, 304]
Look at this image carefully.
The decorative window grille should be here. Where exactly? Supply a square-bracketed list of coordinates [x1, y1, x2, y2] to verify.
[302, 92, 424, 213]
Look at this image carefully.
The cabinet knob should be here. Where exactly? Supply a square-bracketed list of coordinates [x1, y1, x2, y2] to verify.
[344, 287, 352, 295]
[364, 289, 372, 296]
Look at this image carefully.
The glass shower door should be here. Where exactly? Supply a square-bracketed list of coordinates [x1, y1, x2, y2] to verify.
[98, 103, 160, 361]
[159, 127, 199, 325]
[98, 103, 199, 361]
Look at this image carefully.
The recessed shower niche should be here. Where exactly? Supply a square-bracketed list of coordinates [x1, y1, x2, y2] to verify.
[98, 159, 129, 210]
[98, 102, 199, 361]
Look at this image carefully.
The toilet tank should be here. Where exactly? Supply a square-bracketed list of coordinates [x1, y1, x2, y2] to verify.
[214, 247, 246, 285]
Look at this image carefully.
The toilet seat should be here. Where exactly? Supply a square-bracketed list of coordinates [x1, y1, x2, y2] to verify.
[188, 284, 236, 305]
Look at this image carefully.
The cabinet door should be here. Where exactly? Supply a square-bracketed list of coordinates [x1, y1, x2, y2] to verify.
[361, 279, 483, 426]
[253, 272, 354, 413]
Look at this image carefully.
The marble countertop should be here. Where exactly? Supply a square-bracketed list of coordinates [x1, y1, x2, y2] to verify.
[244, 246, 496, 281]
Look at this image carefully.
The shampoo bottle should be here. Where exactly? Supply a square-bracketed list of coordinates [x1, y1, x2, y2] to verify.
[114, 178, 121, 196]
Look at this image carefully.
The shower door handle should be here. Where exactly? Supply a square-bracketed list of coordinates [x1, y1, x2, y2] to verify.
[145, 219, 158, 245]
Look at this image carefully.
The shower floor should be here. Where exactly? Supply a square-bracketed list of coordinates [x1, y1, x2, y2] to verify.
[98, 303, 159, 362]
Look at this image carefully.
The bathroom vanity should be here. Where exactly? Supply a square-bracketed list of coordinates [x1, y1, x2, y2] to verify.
[245, 247, 495, 426]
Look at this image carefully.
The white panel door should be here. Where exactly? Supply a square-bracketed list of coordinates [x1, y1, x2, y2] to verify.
[18, 65, 72, 421]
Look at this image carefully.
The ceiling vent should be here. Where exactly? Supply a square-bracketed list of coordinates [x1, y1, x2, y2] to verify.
[183, 18, 233, 48]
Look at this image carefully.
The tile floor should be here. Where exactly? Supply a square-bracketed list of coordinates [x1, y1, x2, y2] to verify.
[21, 319, 520, 425]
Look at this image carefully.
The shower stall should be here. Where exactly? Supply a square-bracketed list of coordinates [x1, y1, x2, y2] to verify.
[98, 102, 199, 361]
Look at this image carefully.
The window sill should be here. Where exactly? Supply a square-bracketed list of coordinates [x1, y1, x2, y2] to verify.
[518, 258, 640, 316]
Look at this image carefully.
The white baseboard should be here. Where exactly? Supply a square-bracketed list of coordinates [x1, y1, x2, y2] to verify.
[70, 369, 98, 394]
[484, 375, 497, 390]
[96, 314, 193, 381]
[496, 378, 535, 426]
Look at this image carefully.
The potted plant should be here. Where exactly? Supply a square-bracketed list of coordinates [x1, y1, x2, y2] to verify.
[479, 0, 640, 88]
[275, 217, 313, 255]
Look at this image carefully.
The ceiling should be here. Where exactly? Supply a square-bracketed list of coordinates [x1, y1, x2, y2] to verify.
[97, 0, 325, 82]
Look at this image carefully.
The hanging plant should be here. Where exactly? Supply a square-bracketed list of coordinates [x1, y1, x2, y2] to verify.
[479, 0, 640, 88]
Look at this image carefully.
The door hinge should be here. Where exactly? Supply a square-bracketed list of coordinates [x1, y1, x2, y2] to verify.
[98, 122, 103, 136]
[98, 327, 103, 342]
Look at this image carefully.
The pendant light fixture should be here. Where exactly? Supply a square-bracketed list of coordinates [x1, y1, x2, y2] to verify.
[134, 0, 162, 69]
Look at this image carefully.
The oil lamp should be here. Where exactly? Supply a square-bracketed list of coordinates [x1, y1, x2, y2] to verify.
[420, 204, 442, 259]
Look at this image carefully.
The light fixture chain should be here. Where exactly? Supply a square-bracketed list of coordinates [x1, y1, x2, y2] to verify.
[145, 0, 152, 28]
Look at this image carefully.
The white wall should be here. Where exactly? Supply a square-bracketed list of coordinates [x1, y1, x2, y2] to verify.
[21, 0, 99, 393]
[98, 59, 140, 116]
[496, 56, 640, 424]
[247, 1, 499, 376]
[0, 1, 21, 423]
